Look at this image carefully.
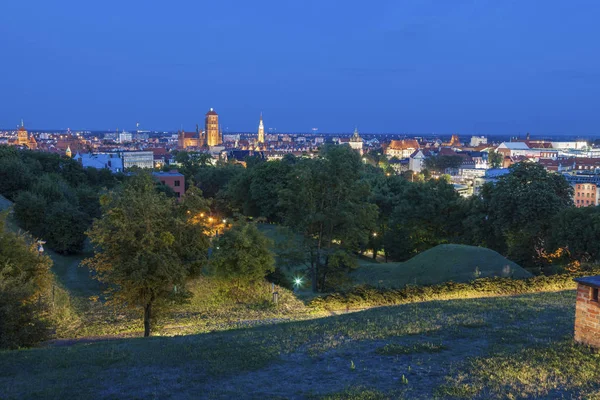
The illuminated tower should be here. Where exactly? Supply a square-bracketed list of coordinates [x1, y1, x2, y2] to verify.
[17, 119, 28, 147]
[257, 113, 265, 144]
[205, 108, 220, 146]
[349, 127, 364, 155]
[65, 146, 72, 158]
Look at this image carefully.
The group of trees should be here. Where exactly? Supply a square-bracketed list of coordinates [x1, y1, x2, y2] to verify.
[4, 143, 600, 340]
[0, 146, 123, 254]
[84, 174, 275, 336]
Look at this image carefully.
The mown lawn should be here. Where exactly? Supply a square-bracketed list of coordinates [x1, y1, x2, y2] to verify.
[2, 290, 598, 399]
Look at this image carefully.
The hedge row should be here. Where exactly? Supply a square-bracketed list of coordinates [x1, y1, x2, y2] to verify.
[307, 269, 600, 311]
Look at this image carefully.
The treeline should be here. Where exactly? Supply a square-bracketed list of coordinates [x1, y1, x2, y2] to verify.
[0, 146, 124, 253]
[178, 145, 600, 277]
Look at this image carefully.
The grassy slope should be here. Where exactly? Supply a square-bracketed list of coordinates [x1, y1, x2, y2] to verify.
[1, 290, 598, 399]
[353, 244, 531, 288]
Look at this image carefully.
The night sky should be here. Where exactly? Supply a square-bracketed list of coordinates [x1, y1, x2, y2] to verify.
[1, 0, 599, 134]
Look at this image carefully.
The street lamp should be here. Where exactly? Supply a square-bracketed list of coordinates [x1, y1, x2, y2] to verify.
[293, 276, 304, 292]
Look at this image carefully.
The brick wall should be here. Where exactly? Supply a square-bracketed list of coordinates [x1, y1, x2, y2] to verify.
[574, 283, 600, 348]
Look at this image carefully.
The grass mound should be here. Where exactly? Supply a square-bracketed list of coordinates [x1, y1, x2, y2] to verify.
[353, 244, 530, 288]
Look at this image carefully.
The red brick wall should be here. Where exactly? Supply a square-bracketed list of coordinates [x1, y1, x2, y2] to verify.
[575, 283, 600, 348]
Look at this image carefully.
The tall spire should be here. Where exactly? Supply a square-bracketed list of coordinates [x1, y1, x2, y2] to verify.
[257, 113, 265, 144]
[20, 119, 24, 127]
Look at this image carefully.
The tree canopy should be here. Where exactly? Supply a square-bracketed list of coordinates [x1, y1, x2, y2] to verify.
[84, 173, 210, 336]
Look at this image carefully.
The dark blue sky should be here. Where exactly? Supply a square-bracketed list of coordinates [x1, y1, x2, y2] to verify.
[1, 0, 599, 134]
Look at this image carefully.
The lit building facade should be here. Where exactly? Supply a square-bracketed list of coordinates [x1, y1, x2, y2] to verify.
[348, 128, 363, 155]
[121, 151, 154, 170]
[257, 114, 265, 144]
[205, 108, 221, 146]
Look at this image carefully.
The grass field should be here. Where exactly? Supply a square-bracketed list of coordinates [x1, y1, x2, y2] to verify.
[352, 244, 531, 288]
[1, 290, 598, 399]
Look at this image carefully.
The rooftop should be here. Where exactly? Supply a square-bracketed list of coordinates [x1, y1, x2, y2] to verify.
[574, 276, 600, 288]
[152, 171, 184, 177]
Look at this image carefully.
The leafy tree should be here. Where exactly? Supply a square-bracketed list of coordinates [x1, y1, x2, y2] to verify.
[194, 164, 244, 199]
[424, 155, 463, 173]
[385, 179, 465, 260]
[0, 212, 53, 349]
[225, 159, 293, 222]
[84, 173, 210, 337]
[43, 201, 88, 254]
[472, 162, 573, 269]
[13, 191, 47, 236]
[488, 150, 503, 169]
[549, 207, 600, 262]
[0, 155, 34, 200]
[209, 222, 275, 295]
[318, 250, 359, 291]
[280, 145, 377, 292]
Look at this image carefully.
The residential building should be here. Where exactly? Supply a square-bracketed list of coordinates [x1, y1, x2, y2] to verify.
[118, 131, 132, 143]
[563, 174, 600, 207]
[496, 142, 534, 157]
[386, 139, 419, 159]
[121, 151, 154, 170]
[73, 152, 123, 173]
[409, 150, 427, 173]
[470, 136, 487, 147]
[153, 171, 185, 200]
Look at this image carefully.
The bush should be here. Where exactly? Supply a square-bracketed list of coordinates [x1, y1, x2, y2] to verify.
[308, 267, 600, 311]
[0, 290, 50, 349]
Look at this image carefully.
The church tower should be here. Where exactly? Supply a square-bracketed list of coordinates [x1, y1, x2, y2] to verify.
[17, 120, 28, 147]
[65, 146, 72, 158]
[177, 128, 185, 150]
[205, 108, 221, 146]
[257, 113, 265, 144]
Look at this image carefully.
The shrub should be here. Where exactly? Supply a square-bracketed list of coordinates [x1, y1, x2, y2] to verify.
[308, 268, 600, 311]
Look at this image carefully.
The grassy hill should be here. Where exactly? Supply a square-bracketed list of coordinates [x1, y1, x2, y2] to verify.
[353, 244, 531, 288]
[1, 290, 598, 399]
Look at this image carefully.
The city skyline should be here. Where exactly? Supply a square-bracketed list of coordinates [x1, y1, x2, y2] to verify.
[1, 1, 600, 134]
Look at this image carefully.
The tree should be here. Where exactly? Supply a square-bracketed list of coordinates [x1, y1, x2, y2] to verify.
[43, 201, 88, 254]
[385, 178, 465, 260]
[279, 145, 377, 292]
[13, 191, 47, 236]
[472, 162, 573, 269]
[224, 159, 293, 222]
[424, 155, 463, 173]
[488, 150, 503, 169]
[0, 154, 34, 200]
[209, 222, 275, 295]
[84, 173, 210, 337]
[549, 207, 600, 262]
[0, 212, 53, 349]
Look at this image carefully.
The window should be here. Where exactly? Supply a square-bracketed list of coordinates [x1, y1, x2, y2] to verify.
[174, 180, 181, 187]
[161, 180, 165, 184]
[176, 192, 181, 198]
[592, 288, 599, 303]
